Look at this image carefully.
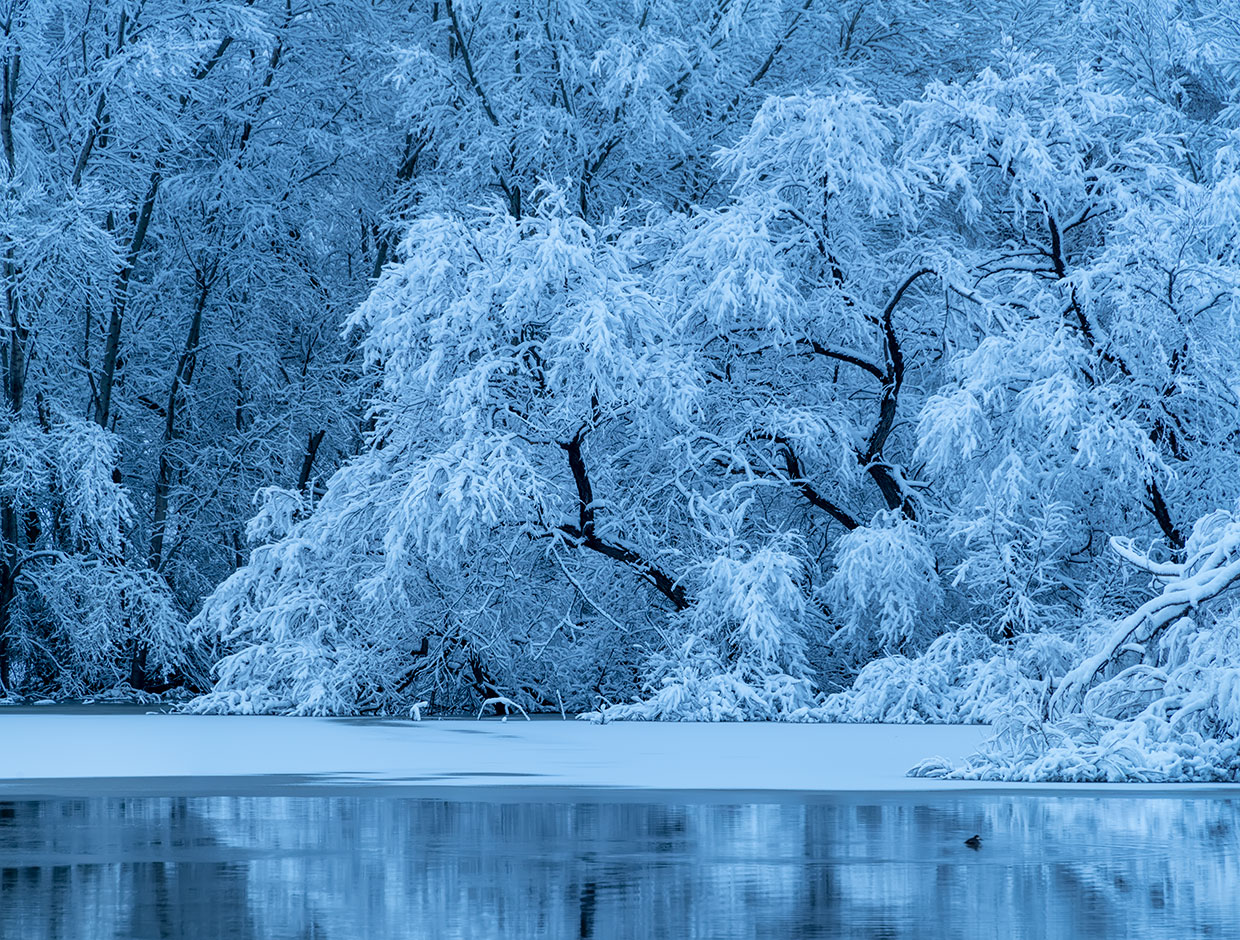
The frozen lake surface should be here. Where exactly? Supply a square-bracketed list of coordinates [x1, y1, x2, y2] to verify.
[1, 791, 1238, 939]
[0, 713, 990, 791]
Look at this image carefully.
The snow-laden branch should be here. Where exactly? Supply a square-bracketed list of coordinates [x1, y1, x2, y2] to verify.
[1051, 516, 1240, 718]
[1107, 537, 1181, 582]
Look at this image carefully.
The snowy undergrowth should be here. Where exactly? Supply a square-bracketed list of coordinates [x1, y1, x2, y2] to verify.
[819, 627, 1080, 724]
[914, 509, 1240, 782]
[593, 542, 824, 722]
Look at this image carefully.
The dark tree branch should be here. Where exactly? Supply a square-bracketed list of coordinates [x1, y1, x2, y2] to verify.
[861, 268, 934, 516]
[1146, 479, 1185, 551]
[748, 0, 814, 87]
[296, 429, 327, 493]
[445, 0, 500, 127]
[558, 429, 689, 610]
[780, 443, 860, 529]
[805, 340, 885, 381]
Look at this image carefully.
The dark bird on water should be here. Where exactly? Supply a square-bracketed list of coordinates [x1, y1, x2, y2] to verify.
[964, 835, 982, 850]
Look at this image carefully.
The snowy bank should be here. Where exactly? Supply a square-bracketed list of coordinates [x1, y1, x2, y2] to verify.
[0, 715, 1000, 792]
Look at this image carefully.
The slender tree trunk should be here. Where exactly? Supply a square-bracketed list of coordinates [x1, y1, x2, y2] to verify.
[94, 168, 160, 429]
[91, 30, 236, 430]
[150, 275, 211, 573]
[0, 39, 22, 691]
[296, 429, 326, 493]
[2, 45, 23, 415]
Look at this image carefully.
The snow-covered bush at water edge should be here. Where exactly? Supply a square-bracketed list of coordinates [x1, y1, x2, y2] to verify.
[912, 509, 1240, 782]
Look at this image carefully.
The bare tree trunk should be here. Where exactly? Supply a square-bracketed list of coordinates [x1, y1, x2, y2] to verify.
[2, 44, 23, 416]
[94, 168, 159, 429]
[0, 35, 21, 691]
[91, 31, 236, 430]
[296, 429, 326, 493]
[862, 269, 933, 518]
[150, 273, 211, 573]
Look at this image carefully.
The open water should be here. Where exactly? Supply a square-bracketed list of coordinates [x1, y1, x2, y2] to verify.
[0, 791, 1237, 938]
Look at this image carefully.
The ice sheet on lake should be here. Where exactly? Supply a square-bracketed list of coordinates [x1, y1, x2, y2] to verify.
[0, 716, 995, 791]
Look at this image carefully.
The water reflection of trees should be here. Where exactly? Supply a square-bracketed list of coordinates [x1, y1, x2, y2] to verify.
[0, 795, 1237, 938]
[0, 798, 264, 940]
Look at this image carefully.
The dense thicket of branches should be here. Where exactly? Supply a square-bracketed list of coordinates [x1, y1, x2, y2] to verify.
[5, 0, 1240, 771]
[0, 0, 402, 693]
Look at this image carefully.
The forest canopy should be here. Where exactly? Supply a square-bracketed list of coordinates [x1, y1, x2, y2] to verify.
[4, 0, 1240, 780]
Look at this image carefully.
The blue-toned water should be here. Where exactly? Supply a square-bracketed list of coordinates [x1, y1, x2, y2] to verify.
[0, 791, 1236, 939]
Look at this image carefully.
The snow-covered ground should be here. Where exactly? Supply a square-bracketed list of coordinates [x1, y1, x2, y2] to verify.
[0, 714, 996, 792]
[4, 715, 1238, 794]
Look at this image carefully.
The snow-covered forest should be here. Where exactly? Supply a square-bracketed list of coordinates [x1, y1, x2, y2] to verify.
[4, 0, 1240, 780]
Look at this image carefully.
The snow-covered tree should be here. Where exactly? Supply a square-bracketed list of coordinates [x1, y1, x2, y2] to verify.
[189, 1, 1240, 727]
[5, 0, 1239, 762]
[0, 0, 410, 695]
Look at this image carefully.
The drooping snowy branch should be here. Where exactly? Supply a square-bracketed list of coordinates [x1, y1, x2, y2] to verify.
[1051, 515, 1240, 718]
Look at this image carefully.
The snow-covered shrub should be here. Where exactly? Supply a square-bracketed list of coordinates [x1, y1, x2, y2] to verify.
[185, 459, 430, 715]
[821, 627, 1079, 724]
[915, 508, 1240, 781]
[186, 441, 649, 716]
[192, 639, 374, 717]
[19, 559, 191, 696]
[597, 541, 821, 721]
[0, 415, 192, 696]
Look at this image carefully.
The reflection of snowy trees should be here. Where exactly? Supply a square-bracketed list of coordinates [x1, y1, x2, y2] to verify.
[2, 795, 1239, 938]
[0, 798, 262, 939]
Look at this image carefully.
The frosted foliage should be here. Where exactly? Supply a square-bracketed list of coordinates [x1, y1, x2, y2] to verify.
[198, 641, 372, 717]
[354, 203, 684, 427]
[600, 543, 820, 721]
[188, 201, 675, 715]
[189, 441, 657, 716]
[24, 561, 189, 696]
[54, 422, 134, 556]
[245, 488, 308, 546]
[193, 186, 871, 718]
[821, 629, 1079, 724]
[721, 87, 909, 219]
[0, 417, 189, 696]
[943, 456, 1079, 637]
[913, 508, 1240, 781]
[149, 0, 1240, 758]
[901, 58, 1130, 226]
[0, 417, 134, 557]
[824, 513, 942, 654]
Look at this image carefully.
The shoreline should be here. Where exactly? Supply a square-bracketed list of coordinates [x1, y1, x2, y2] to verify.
[4, 776, 1240, 801]
[1, 713, 1238, 797]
